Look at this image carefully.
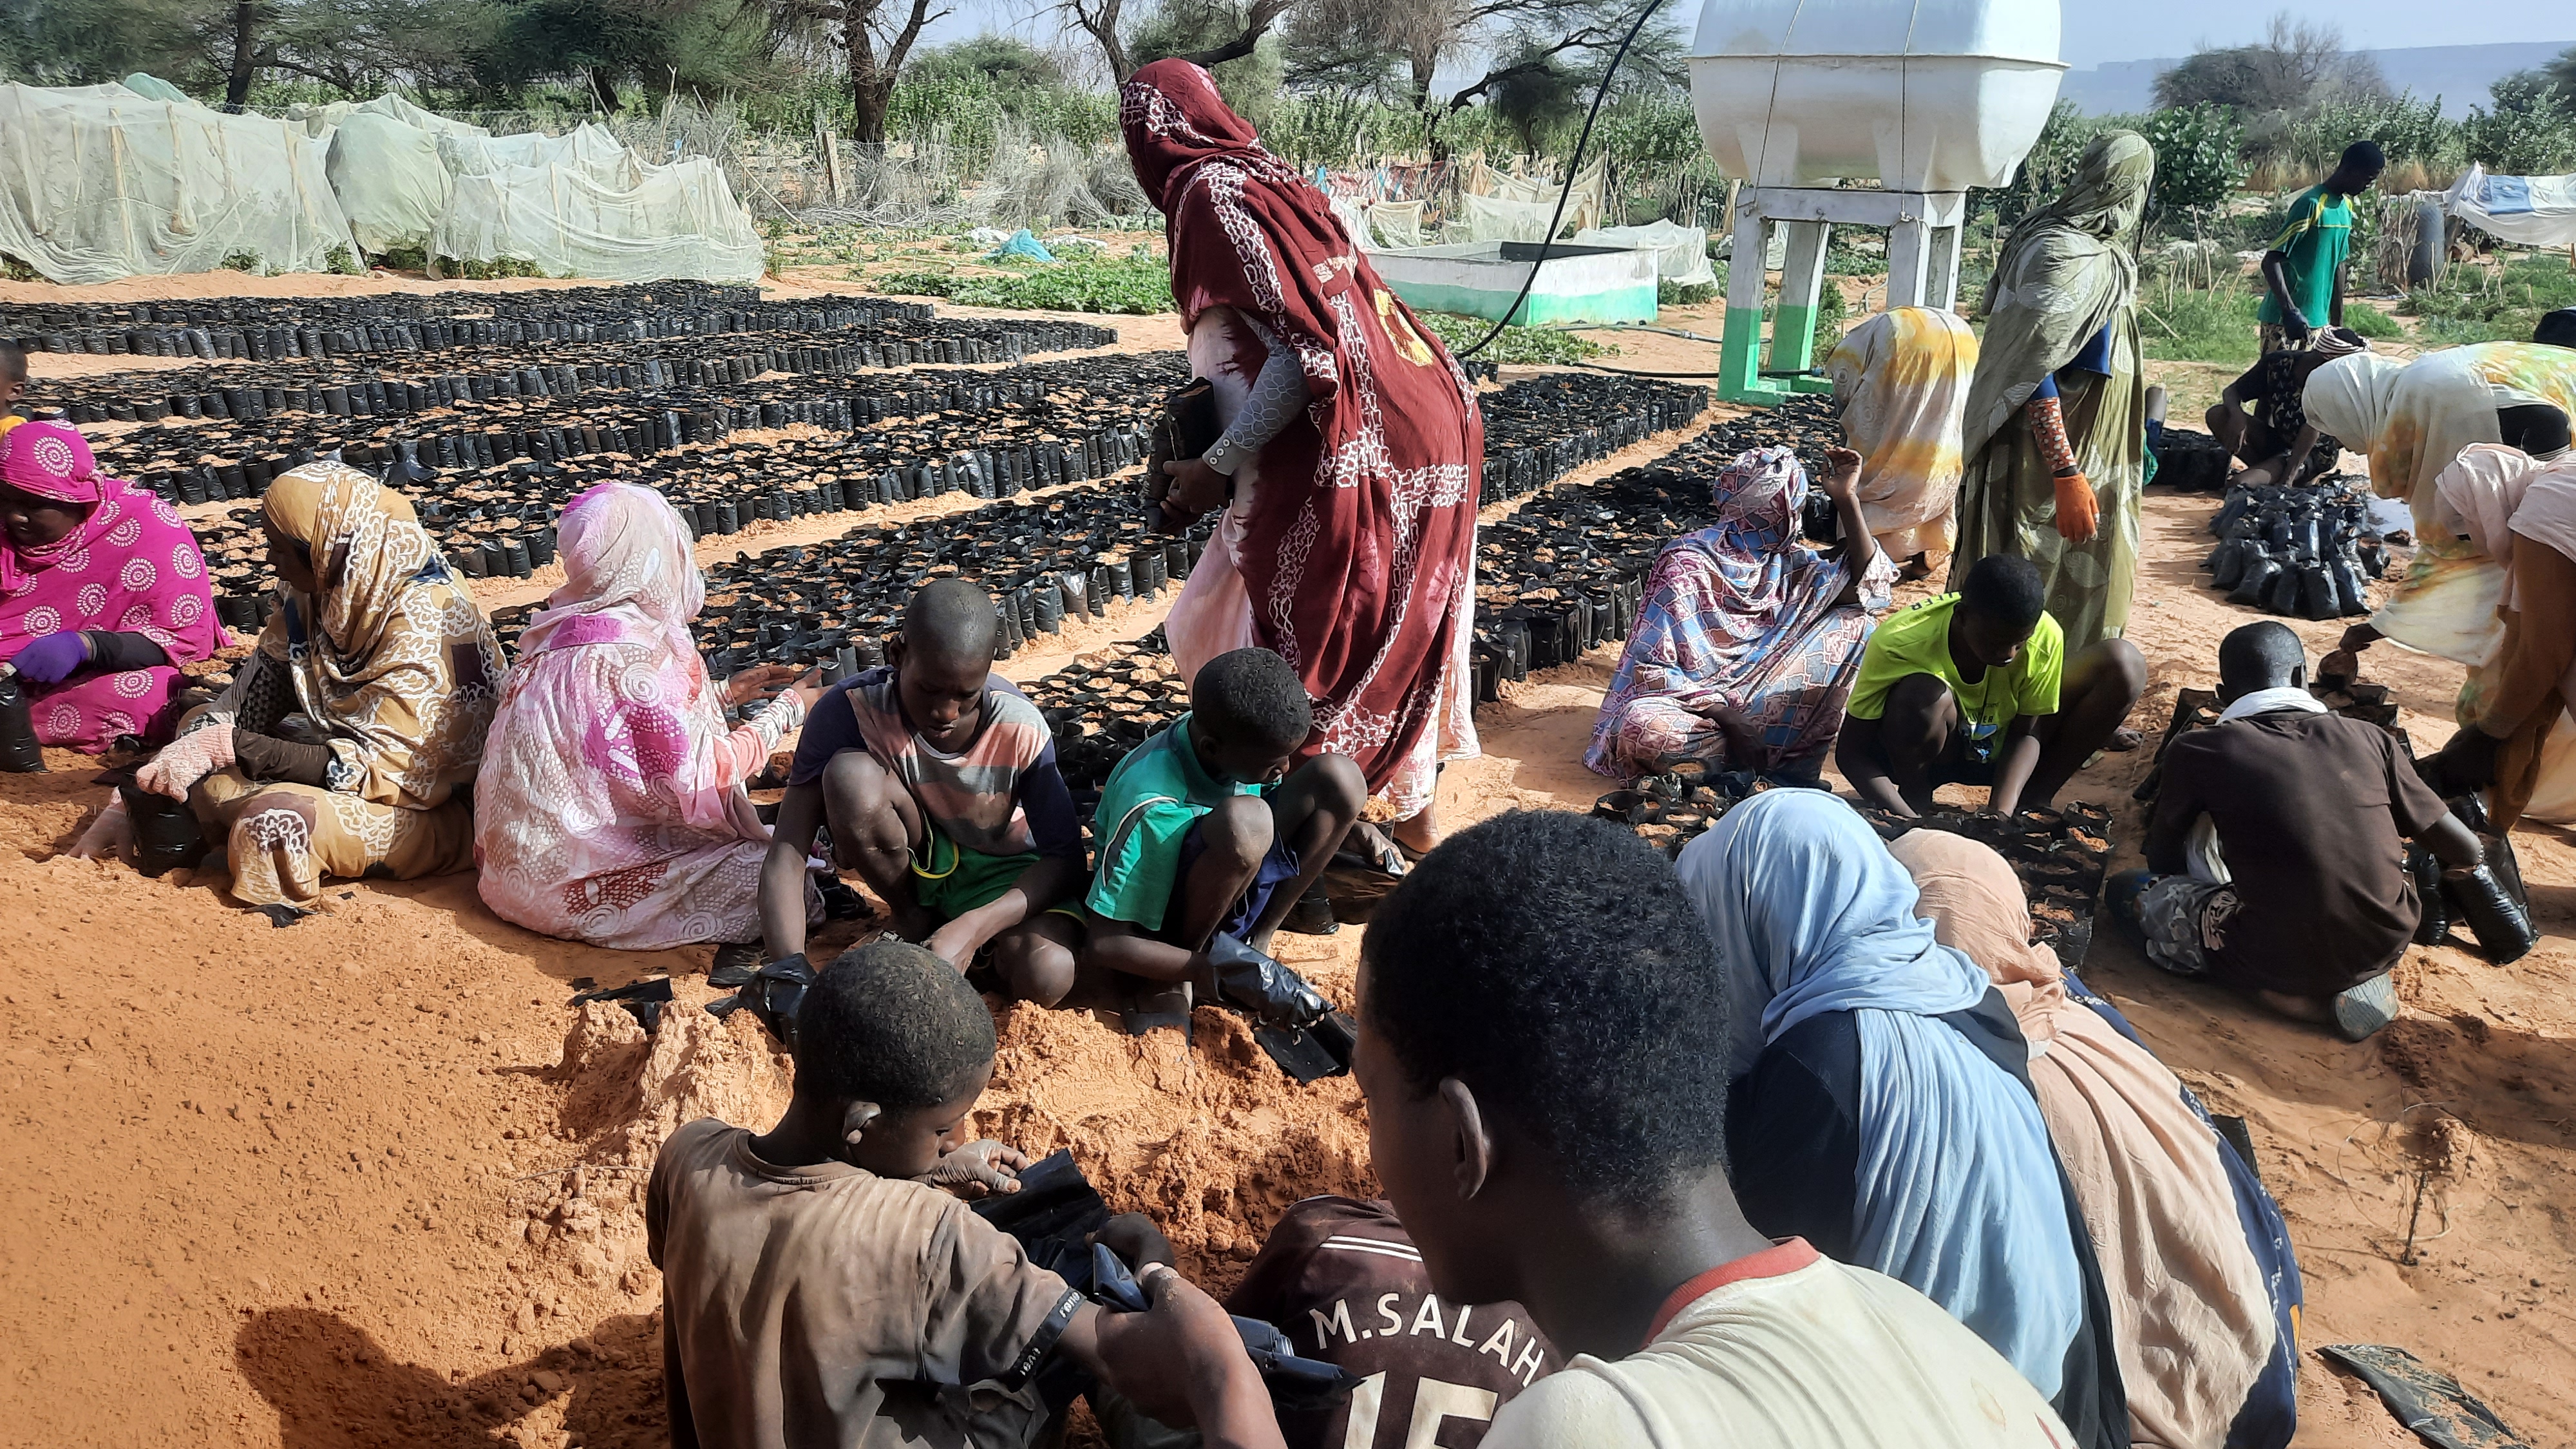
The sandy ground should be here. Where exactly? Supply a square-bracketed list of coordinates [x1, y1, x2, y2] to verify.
[1, 278, 2569, 1448]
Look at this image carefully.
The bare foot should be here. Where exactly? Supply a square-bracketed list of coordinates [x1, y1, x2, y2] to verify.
[1389, 810, 1441, 858]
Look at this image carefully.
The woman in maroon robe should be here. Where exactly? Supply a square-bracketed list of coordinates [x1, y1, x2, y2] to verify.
[1126, 59, 1482, 852]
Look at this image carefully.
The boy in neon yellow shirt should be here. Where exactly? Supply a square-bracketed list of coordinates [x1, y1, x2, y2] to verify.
[1837, 555, 2143, 816]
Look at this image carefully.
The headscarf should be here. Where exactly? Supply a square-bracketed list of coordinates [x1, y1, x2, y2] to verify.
[1119, 59, 1482, 800]
[1886, 829, 2062, 994]
[250, 461, 504, 808]
[1677, 788, 1993, 1074]
[1962, 132, 2155, 459]
[2300, 353, 2403, 479]
[2434, 444, 2576, 612]
[1826, 308, 1980, 563]
[1890, 828, 2305, 1449]
[1675, 788, 2086, 1399]
[2309, 344, 2576, 662]
[515, 482, 704, 659]
[0, 421, 223, 748]
[1, 418, 104, 504]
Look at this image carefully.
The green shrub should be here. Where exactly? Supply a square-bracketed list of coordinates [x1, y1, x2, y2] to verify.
[1659, 278, 1718, 307]
[2136, 278, 2262, 365]
[2134, 104, 2250, 236]
[1418, 313, 1606, 366]
[0, 253, 39, 282]
[374, 244, 430, 273]
[325, 244, 363, 276]
[433, 254, 547, 281]
[2341, 302, 2405, 339]
[1811, 281, 1849, 361]
[875, 254, 1173, 314]
[220, 251, 261, 273]
[2400, 254, 2576, 345]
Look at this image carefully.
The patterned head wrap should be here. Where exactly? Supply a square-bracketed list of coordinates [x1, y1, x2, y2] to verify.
[1, 421, 103, 505]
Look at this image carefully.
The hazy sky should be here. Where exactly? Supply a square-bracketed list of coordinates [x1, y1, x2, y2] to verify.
[916, 0, 2576, 78]
[2060, 1, 2573, 67]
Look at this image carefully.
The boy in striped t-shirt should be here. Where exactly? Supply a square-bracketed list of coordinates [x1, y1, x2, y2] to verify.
[759, 580, 1086, 1003]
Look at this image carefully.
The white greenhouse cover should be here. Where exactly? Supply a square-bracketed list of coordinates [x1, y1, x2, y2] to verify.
[2447, 164, 2576, 249]
[326, 110, 454, 252]
[1576, 220, 1717, 287]
[0, 82, 358, 284]
[437, 124, 637, 186]
[290, 93, 491, 142]
[431, 155, 764, 283]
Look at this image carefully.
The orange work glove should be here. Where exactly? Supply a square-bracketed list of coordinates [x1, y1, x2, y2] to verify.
[2052, 470, 2099, 543]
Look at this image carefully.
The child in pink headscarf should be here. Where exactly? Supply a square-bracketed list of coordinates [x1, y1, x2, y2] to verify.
[0, 421, 223, 751]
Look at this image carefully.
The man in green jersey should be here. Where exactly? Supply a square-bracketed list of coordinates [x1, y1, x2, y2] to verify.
[2259, 141, 2383, 353]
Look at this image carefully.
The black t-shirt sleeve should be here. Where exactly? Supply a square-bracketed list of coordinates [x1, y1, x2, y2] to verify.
[785, 682, 864, 788]
[1018, 738, 1084, 861]
[1725, 1014, 1862, 1262]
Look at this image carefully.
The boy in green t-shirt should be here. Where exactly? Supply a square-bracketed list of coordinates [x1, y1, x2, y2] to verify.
[2259, 141, 2383, 353]
[1081, 647, 1365, 1030]
[1836, 555, 2144, 817]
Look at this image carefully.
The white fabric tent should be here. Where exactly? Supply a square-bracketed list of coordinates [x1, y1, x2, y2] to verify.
[1576, 220, 1717, 287]
[1368, 201, 1426, 249]
[2445, 164, 2576, 248]
[1456, 160, 1605, 242]
[437, 124, 638, 187]
[326, 110, 455, 252]
[289, 93, 489, 143]
[431, 155, 763, 282]
[0, 82, 358, 284]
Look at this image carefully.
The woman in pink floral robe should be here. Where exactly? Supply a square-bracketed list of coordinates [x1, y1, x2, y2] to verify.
[475, 482, 819, 949]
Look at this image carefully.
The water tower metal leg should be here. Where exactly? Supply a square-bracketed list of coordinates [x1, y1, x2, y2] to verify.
[1768, 220, 1831, 377]
[1927, 224, 1963, 313]
[1885, 215, 1933, 310]
[1719, 208, 1776, 405]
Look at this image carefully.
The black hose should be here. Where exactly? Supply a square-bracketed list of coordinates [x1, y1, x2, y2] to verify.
[1452, 0, 1673, 361]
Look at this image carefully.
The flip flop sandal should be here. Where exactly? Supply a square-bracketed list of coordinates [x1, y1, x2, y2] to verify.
[570, 976, 674, 1008]
[708, 942, 761, 989]
[2102, 728, 2144, 753]
[1255, 1011, 1356, 1085]
[1280, 882, 1341, 936]
[817, 876, 873, 921]
[2333, 972, 2400, 1042]
[1121, 982, 1193, 1037]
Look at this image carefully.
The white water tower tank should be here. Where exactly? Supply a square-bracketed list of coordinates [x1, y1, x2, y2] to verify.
[1689, 0, 2065, 193]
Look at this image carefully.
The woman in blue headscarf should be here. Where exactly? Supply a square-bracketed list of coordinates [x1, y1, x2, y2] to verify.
[1674, 790, 2129, 1449]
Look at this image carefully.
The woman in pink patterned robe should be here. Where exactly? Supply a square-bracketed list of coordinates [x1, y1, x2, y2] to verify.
[475, 482, 820, 949]
[0, 421, 223, 752]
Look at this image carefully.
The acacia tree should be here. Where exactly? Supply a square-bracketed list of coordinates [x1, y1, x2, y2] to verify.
[2154, 13, 2386, 115]
[767, 0, 946, 140]
[1056, 0, 1293, 84]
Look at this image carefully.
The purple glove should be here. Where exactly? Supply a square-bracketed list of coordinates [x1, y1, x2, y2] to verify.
[10, 631, 90, 685]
